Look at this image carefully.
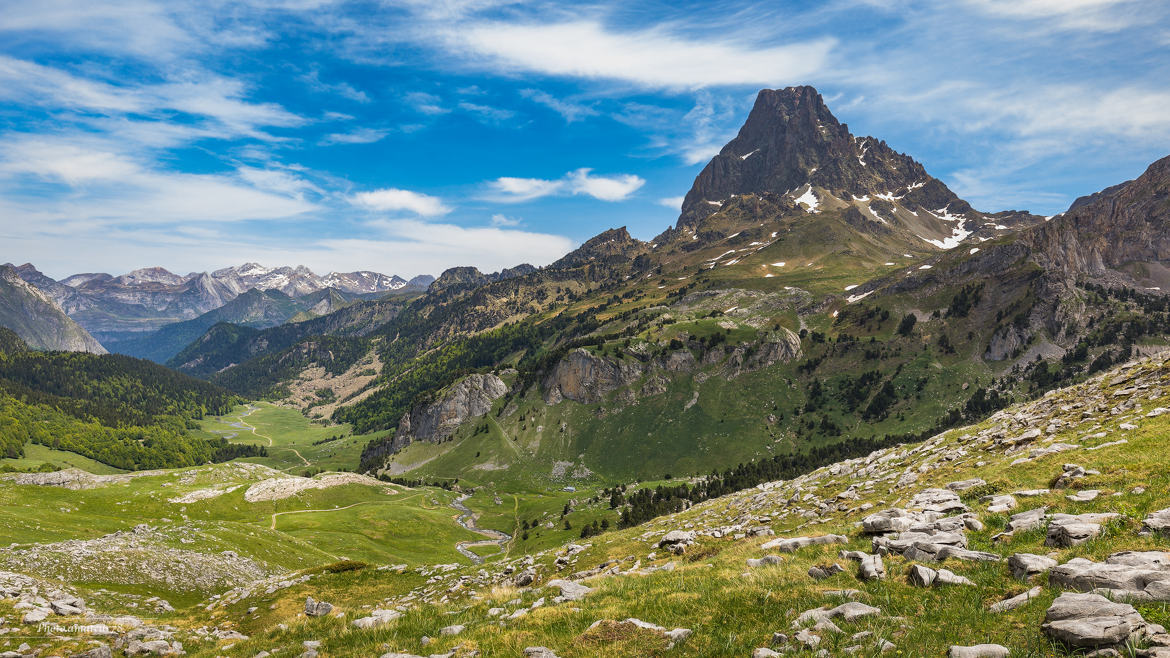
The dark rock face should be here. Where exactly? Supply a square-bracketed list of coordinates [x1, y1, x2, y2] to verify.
[1023, 155, 1170, 285]
[540, 330, 802, 407]
[677, 86, 959, 229]
[395, 373, 509, 449]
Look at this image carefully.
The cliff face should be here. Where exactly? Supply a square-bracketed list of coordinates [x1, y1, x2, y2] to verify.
[1023, 155, 1170, 286]
[393, 373, 509, 451]
[541, 329, 802, 406]
[0, 266, 106, 353]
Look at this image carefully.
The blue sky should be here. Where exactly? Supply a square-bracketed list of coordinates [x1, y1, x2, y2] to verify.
[2, 0, 1169, 279]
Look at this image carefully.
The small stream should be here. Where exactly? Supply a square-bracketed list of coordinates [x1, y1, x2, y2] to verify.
[451, 493, 511, 564]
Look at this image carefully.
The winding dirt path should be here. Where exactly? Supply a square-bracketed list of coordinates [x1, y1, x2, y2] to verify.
[269, 501, 373, 530]
[229, 405, 311, 468]
[450, 493, 511, 564]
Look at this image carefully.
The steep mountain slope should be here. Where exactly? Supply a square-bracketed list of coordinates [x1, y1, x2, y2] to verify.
[102, 287, 361, 363]
[0, 265, 106, 353]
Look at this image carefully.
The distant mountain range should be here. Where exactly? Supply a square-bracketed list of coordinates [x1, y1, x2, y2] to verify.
[2, 263, 434, 341]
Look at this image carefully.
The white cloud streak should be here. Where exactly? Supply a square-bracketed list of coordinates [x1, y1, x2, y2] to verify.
[451, 20, 835, 89]
[484, 168, 645, 203]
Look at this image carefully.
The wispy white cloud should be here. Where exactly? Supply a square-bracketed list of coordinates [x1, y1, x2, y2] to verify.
[657, 196, 685, 210]
[319, 127, 392, 145]
[0, 135, 319, 224]
[404, 91, 449, 115]
[614, 91, 747, 164]
[450, 20, 835, 89]
[350, 188, 452, 216]
[301, 69, 371, 103]
[962, 0, 1141, 32]
[520, 88, 598, 122]
[457, 101, 517, 123]
[484, 168, 645, 203]
[490, 213, 522, 227]
[0, 55, 303, 139]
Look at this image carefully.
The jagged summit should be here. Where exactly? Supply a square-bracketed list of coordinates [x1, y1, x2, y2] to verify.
[551, 227, 648, 270]
[671, 86, 1039, 251]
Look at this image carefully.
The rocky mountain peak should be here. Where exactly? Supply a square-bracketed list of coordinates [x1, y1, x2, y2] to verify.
[551, 227, 648, 270]
[115, 267, 188, 287]
[678, 86, 959, 230]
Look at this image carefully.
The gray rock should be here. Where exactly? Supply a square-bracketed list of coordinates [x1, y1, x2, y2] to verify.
[989, 586, 1042, 613]
[21, 607, 50, 624]
[909, 488, 968, 514]
[69, 647, 112, 658]
[1067, 489, 1101, 502]
[304, 596, 333, 617]
[658, 530, 696, 548]
[545, 579, 592, 601]
[524, 648, 560, 658]
[1042, 592, 1147, 649]
[1009, 553, 1058, 580]
[1005, 507, 1047, 534]
[862, 509, 920, 534]
[986, 495, 1017, 514]
[841, 551, 886, 581]
[125, 640, 174, 656]
[946, 478, 986, 492]
[439, 624, 464, 636]
[808, 563, 844, 581]
[1046, 520, 1105, 547]
[1144, 508, 1170, 534]
[795, 602, 882, 628]
[908, 564, 973, 587]
[352, 609, 402, 629]
[752, 649, 782, 658]
[762, 534, 848, 552]
[1048, 551, 1170, 601]
[747, 556, 784, 568]
[948, 645, 1009, 658]
[514, 569, 536, 587]
[795, 628, 821, 648]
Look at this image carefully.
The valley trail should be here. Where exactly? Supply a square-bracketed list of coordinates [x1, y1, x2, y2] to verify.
[450, 493, 511, 564]
[231, 404, 311, 468]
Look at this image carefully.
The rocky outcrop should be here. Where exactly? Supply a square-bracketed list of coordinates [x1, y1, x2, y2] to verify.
[542, 348, 644, 405]
[393, 373, 508, 450]
[1023, 154, 1170, 286]
[542, 330, 800, 406]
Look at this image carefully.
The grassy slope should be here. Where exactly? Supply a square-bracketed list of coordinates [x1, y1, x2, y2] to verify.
[201, 350, 1170, 657]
